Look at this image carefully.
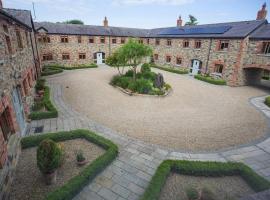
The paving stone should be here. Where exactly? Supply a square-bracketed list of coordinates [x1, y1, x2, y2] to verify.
[88, 182, 102, 192]
[98, 188, 118, 200]
[95, 176, 114, 188]
[111, 184, 131, 198]
[127, 183, 144, 195]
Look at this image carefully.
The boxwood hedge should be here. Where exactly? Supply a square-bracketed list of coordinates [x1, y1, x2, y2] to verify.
[21, 129, 118, 200]
[150, 64, 189, 74]
[140, 160, 270, 200]
[29, 86, 58, 120]
[44, 63, 98, 71]
[194, 74, 226, 85]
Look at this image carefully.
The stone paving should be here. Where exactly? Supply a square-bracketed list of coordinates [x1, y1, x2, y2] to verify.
[28, 73, 270, 200]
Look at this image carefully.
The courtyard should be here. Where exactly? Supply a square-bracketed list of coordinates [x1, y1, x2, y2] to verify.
[48, 66, 268, 151]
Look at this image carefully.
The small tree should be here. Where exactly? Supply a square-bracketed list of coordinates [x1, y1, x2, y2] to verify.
[106, 49, 127, 75]
[120, 39, 152, 81]
[64, 19, 84, 25]
[185, 15, 198, 26]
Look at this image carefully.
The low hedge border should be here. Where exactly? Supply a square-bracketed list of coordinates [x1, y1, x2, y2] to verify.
[140, 160, 270, 200]
[151, 64, 189, 75]
[29, 86, 58, 120]
[194, 74, 226, 85]
[42, 67, 64, 76]
[44, 64, 98, 71]
[265, 96, 270, 107]
[21, 129, 118, 200]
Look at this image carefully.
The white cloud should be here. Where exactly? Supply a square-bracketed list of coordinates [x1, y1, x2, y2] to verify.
[112, 0, 195, 5]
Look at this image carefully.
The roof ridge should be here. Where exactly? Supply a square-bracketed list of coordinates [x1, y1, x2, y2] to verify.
[3, 7, 31, 12]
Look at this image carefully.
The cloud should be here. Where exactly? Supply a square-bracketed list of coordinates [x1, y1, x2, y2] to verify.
[112, 0, 195, 5]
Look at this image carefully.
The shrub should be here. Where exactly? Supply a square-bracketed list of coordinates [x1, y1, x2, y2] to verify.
[110, 75, 121, 85]
[128, 79, 152, 94]
[151, 64, 189, 74]
[194, 74, 226, 85]
[265, 96, 270, 107]
[35, 78, 46, 91]
[200, 187, 215, 200]
[117, 77, 130, 89]
[42, 67, 63, 76]
[141, 63, 151, 73]
[37, 139, 62, 174]
[32, 101, 44, 111]
[143, 71, 156, 81]
[185, 186, 199, 200]
[76, 150, 86, 162]
[164, 83, 171, 90]
[125, 69, 134, 77]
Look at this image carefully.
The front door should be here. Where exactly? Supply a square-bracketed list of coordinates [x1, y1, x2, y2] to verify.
[191, 60, 201, 75]
[11, 87, 26, 136]
[96, 52, 103, 64]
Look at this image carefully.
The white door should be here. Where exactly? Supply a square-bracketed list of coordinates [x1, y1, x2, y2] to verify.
[191, 60, 200, 75]
[96, 53, 103, 64]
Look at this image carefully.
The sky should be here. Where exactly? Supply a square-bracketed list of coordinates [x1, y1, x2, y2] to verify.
[4, 0, 270, 28]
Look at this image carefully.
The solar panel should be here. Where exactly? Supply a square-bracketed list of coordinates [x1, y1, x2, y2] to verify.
[159, 26, 232, 35]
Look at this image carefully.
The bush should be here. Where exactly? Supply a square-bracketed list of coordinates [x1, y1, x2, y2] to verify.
[141, 63, 151, 73]
[21, 129, 118, 200]
[37, 139, 62, 174]
[116, 77, 131, 89]
[185, 186, 199, 200]
[151, 64, 189, 74]
[32, 101, 44, 111]
[164, 83, 171, 90]
[128, 79, 152, 94]
[125, 69, 134, 77]
[194, 74, 226, 85]
[35, 78, 46, 91]
[142, 72, 156, 81]
[43, 63, 98, 71]
[265, 96, 270, 107]
[42, 67, 63, 76]
[110, 75, 121, 85]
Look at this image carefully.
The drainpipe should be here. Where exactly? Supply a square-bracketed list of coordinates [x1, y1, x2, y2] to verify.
[109, 35, 111, 56]
[205, 38, 213, 74]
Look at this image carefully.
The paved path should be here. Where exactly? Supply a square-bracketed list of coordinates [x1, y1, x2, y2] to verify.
[28, 73, 270, 200]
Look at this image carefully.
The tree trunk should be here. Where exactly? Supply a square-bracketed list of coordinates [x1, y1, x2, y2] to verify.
[133, 66, 137, 81]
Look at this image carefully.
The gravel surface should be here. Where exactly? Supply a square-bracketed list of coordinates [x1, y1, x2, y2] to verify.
[50, 67, 268, 151]
[159, 173, 254, 200]
[10, 139, 105, 200]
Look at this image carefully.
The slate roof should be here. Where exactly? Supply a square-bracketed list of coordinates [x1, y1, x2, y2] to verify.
[3, 8, 33, 29]
[34, 20, 268, 39]
[250, 23, 270, 39]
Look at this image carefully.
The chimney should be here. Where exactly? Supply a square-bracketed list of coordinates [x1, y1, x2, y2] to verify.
[257, 2, 267, 20]
[177, 16, 183, 27]
[0, 0, 3, 9]
[103, 16, 108, 27]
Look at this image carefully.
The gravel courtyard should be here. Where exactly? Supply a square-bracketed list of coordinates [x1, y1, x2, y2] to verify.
[50, 67, 268, 151]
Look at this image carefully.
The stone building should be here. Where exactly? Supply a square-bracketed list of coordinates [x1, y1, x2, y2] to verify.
[35, 3, 270, 86]
[0, 1, 40, 199]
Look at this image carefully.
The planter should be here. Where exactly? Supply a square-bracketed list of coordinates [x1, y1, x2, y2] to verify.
[77, 159, 87, 166]
[43, 170, 57, 185]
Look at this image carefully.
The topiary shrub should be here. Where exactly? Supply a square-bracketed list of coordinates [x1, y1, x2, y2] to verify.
[141, 63, 151, 74]
[37, 139, 62, 174]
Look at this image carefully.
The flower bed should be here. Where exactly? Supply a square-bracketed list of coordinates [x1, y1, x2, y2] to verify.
[110, 64, 172, 96]
[140, 160, 270, 200]
[19, 129, 118, 200]
[194, 74, 226, 85]
[151, 64, 189, 75]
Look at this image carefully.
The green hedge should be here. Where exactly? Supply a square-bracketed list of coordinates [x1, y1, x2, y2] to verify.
[140, 160, 270, 200]
[29, 86, 58, 120]
[42, 67, 64, 76]
[265, 96, 270, 107]
[151, 64, 189, 74]
[44, 63, 98, 70]
[194, 74, 226, 85]
[21, 129, 118, 200]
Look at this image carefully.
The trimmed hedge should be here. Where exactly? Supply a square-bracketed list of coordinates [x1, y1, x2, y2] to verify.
[194, 74, 226, 85]
[21, 129, 118, 200]
[42, 67, 64, 76]
[265, 96, 270, 107]
[29, 86, 58, 120]
[140, 160, 270, 200]
[151, 64, 189, 74]
[44, 63, 98, 71]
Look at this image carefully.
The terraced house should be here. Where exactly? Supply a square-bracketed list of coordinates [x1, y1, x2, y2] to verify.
[0, 0, 270, 199]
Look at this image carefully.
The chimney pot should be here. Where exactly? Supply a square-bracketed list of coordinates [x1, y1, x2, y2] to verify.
[257, 3, 267, 20]
[177, 16, 183, 27]
[103, 16, 108, 27]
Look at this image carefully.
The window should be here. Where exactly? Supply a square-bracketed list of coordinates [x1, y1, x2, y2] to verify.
[60, 36, 68, 43]
[138, 39, 143, 44]
[0, 108, 13, 141]
[146, 39, 150, 44]
[62, 53, 70, 60]
[16, 30, 23, 48]
[167, 39, 172, 46]
[155, 39, 160, 45]
[112, 38, 117, 44]
[154, 54, 158, 60]
[214, 64, 223, 74]
[42, 36, 50, 43]
[78, 36, 82, 43]
[38, 37, 42, 42]
[5, 35, 12, 55]
[42, 53, 53, 61]
[89, 36, 94, 43]
[195, 40, 201, 49]
[183, 40, 189, 48]
[262, 42, 270, 54]
[100, 36, 105, 44]
[219, 40, 229, 50]
[79, 53, 86, 59]
[121, 38, 125, 44]
[3, 25, 8, 33]
[25, 31, 29, 46]
[166, 55, 171, 63]
[176, 57, 182, 65]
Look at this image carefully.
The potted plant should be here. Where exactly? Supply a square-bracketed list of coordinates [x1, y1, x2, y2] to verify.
[76, 150, 87, 166]
[37, 139, 62, 185]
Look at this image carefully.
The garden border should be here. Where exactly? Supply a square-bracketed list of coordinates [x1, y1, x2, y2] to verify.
[151, 65, 189, 75]
[194, 74, 226, 85]
[29, 86, 58, 120]
[20, 129, 118, 200]
[140, 160, 270, 200]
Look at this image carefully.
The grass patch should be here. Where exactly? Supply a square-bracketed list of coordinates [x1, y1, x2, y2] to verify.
[265, 96, 270, 107]
[140, 160, 270, 200]
[194, 74, 226, 85]
[151, 64, 189, 75]
[21, 129, 118, 200]
[29, 86, 58, 120]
